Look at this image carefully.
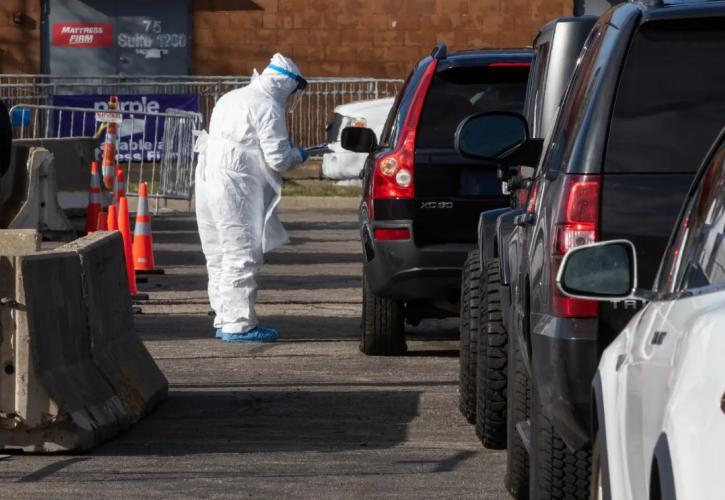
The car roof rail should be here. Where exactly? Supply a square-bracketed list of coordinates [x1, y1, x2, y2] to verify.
[431, 43, 447, 60]
[630, 0, 664, 7]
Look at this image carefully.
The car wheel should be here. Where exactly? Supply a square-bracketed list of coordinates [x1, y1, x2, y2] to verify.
[505, 327, 530, 499]
[459, 249, 481, 424]
[360, 272, 406, 356]
[529, 376, 592, 500]
[475, 257, 508, 449]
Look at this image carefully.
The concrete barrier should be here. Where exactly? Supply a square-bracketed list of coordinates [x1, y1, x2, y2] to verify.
[4, 147, 75, 240]
[0, 230, 167, 452]
[14, 138, 98, 211]
[59, 232, 168, 422]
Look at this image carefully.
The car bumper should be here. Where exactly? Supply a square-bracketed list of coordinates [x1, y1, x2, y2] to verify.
[530, 313, 599, 450]
[361, 220, 472, 301]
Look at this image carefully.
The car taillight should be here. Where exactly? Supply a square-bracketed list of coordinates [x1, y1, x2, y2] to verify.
[555, 178, 599, 254]
[552, 175, 601, 318]
[372, 59, 437, 201]
[374, 228, 411, 241]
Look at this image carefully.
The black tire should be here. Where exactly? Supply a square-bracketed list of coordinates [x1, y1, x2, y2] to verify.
[530, 379, 592, 500]
[475, 258, 508, 449]
[458, 250, 481, 424]
[360, 273, 406, 356]
[505, 330, 530, 499]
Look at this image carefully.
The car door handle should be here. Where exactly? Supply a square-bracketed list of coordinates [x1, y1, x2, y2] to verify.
[651, 331, 667, 345]
[514, 213, 536, 227]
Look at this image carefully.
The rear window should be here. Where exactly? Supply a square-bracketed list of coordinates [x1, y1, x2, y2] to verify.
[606, 17, 725, 174]
[416, 66, 528, 149]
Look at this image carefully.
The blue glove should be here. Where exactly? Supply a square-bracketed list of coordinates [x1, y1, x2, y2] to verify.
[297, 147, 309, 162]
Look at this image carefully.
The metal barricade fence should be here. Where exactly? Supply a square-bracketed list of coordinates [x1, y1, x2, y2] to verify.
[9, 103, 202, 204]
[0, 75, 404, 146]
[2, 76, 403, 206]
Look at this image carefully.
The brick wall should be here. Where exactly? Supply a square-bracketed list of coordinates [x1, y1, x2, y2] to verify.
[0, 0, 573, 77]
[0, 1, 42, 73]
[192, 0, 573, 78]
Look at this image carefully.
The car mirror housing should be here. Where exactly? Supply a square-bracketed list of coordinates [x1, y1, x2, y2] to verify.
[454, 111, 532, 166]
[341, 126, 378, 153]
[557, 240, 638, 301]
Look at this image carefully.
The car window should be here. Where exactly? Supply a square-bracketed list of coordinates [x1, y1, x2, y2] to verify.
[605, 18, 725, 174]
[379, 71, 413, 147]
[525, 41, 551, 138]
[416, 66, 528, 149]
[657, 145, 725, 293]
[535, 22, 606, 176]
[386, 62, 431, 148]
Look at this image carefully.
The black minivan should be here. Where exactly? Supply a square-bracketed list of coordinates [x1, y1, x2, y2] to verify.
[343, 44, 531, 356]
[455, 1, 725, 497]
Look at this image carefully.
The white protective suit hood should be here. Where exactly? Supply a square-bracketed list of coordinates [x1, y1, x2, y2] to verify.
[251, 53, 304, 105]
[194, 53, 305, 335]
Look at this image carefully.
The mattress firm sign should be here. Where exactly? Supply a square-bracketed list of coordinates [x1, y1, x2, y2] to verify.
[52, 23, 113, 47]
[43, 0, 191, 75]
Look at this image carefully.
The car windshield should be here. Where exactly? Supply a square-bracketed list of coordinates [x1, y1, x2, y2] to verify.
[416, 65, 528, 149]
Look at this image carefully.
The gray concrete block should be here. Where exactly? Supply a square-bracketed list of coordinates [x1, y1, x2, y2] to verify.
[4, 148, 74, 240]
[14, 138, 97, 193]
[3, 250, 126, 452]
[0, 229, 40, 255]
[58, 232, 168, 423]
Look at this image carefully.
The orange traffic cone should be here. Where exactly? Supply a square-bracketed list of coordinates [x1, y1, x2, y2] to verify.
[97, 210, 108, 231]
[118, 196, 138, 296]
[107, 204, 119, 231]
[101, 96, 120, 189]
[112, 165, 125, 210]
[85, 161, 102, 233]
[132, 182, 159, 273]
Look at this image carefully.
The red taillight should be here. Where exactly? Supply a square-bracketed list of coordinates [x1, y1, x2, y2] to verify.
[555, 176, 600, 254]
[374, 228, 411, 241]
[552, 175, 601, 318]
[372, 59, 437, 201]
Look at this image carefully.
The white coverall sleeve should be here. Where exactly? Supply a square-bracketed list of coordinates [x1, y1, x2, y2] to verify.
[255, 104, 304, 173]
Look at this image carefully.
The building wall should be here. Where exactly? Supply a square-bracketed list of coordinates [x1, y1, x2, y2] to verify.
[0, 0, 42, 73]
[0, 0, 573, 77]
[193, 0, 573, 78]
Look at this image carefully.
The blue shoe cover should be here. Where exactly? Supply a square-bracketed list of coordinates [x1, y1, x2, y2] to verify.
[215, 328, 223, 339]
[222, 327, 279, 343]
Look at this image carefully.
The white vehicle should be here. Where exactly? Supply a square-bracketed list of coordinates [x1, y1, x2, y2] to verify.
[556, 130, 725, 500]
[321, 97, 394, 181]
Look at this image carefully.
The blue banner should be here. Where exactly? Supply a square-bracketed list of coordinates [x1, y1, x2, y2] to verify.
[51, 94, 199, 162]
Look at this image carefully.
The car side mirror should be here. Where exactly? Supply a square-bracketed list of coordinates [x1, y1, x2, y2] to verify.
[341, 127, 377, 153]
[454, 111, 533, 165]
[557, 240, 638, 301]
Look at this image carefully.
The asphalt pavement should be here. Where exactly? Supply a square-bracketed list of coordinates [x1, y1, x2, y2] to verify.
[0, 197, 507, 499]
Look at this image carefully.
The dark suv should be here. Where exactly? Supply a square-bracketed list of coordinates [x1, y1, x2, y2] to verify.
[343, 44, 531, 356]
[456, 10, 596, 476]
[455, 1, 725, 497]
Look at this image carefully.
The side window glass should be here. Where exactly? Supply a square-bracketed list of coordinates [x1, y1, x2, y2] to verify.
[526, 41, 551, 137]
[536, 24, 605, 177]
[658, 147, 725, 293]
[379, 72, 412, 146]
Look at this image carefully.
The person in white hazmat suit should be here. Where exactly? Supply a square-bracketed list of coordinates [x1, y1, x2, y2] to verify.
[195, 53, 310, 343]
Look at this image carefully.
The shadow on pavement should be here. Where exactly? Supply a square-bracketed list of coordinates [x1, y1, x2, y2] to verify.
[96, 389, 420, 456]
[135, 313, 360, 341]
